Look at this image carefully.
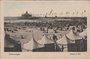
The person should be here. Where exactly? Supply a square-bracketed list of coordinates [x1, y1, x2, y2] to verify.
[53, 34, 58, 42]
[61, 45, 64, 52]
[21, 35, 24, 39]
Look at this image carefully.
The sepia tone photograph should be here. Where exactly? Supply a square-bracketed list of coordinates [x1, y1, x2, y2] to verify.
[3, 1, 87, 52]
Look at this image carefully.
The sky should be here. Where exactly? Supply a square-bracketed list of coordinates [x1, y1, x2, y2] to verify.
[3, 1, 89, 17]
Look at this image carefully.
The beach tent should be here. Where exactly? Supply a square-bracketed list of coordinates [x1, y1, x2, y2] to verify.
[66, 29, 82, 43]
[48, 29, 55, 34]
[79, 29, 87, 51]
[22, 37, 44, 52]
[4, 34, 22, 52]
[79, 29, 87, 39]
[38, 35, 55, 51]
[38, 35, 54, 44]
[57, 35, 68, 45]
[56, 35, 68, 52]
[66, 29, 84, 52]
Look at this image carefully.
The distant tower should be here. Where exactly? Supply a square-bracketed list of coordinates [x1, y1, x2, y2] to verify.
[22, 11, 32, 19]
[26, 11, 28, 14]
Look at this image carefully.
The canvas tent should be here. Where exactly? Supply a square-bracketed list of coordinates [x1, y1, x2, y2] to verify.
[56, 35, 68, 52]
[66, 29, 82, 43]
[79, 29, 87, 39]
[4, 34, 22, 52]
[48, 29, 55, 34]
[79, 29, 87, 51]
[22, 37, 44, 52]
[38, 35, 54, 45]
[37, 35, 55, 51]
[66, 29, 84, 52]
[57, 35, 68, 45]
